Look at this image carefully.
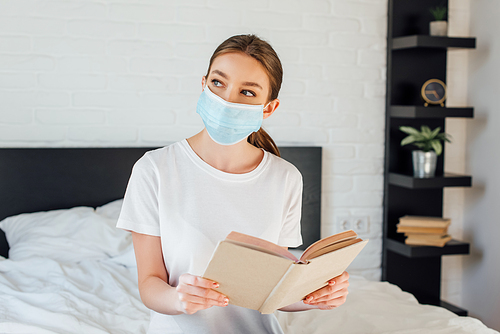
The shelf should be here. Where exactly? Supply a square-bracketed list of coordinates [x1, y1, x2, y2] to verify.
[384, 3, 475, 314]
[390, 106, 474, 118]
[392, 35, 476, 50]
[388, 172, 472, 189]
[385, 238, 470, 258]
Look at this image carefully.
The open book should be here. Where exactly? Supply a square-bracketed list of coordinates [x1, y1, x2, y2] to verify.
[202, 230, 368, 314]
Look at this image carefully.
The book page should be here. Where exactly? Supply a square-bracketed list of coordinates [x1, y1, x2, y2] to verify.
[302, 238, 363, 261]
[299, 230, 357, 262]
[226, 231, 298, 262]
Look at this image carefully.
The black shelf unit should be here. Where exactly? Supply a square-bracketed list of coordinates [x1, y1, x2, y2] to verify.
[390, 106, 474, 118]
[385, 238, 470, 258]
[388, 172, 472, 189]
[383, 0, 475, 317]
[392, 35, 476, 50]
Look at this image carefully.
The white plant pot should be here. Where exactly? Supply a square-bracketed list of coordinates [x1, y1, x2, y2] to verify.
[412, 150, 437, 178]
[430, 21, 448, 36]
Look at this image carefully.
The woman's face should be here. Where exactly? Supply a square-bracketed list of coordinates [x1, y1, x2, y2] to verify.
[202, 52, 272, 107]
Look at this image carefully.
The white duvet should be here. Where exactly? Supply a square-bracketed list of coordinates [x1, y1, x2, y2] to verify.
[0, 201, 497, 333]
[0, 256, 148, 334]
[276, 275, 498, 334]
[0, 255, 497, 334]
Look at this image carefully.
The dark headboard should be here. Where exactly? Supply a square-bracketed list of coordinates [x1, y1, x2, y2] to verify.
[0, 146, 321, 258]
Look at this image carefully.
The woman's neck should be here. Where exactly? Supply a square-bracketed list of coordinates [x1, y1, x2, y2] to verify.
[186, 129, 264, 174]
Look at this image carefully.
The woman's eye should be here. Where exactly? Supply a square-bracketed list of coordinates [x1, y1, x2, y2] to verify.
[242, 90, 255, 97]
[211, 79, 222, 87]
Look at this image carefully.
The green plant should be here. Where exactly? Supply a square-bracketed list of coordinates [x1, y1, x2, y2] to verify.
[429, 6, 447, 21]
[399, 125, 452, 156]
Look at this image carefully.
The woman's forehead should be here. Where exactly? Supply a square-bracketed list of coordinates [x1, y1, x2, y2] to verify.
[209, 52, 270, 87]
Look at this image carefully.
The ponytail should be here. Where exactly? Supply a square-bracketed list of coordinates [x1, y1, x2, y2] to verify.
[248, 128, 280, 157]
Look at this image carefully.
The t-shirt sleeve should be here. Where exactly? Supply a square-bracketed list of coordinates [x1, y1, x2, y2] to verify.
[116, 153, 161, 236]
[278, 170, 303, 248]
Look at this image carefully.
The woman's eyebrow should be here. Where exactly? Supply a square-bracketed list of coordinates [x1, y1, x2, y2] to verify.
[211, 69, 229, 79]
[211, 69, 263, 90]
[242, 81, 263, 90]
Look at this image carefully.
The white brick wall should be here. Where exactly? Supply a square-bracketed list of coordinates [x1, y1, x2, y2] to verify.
[0, 0, 388, 280]
[442, 0, 471, 307]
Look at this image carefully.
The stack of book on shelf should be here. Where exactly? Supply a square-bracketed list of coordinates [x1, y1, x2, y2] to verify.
[397, 215, 452, 247]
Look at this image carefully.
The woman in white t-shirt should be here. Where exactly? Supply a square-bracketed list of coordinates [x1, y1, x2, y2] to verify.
[117, 34, 350, 334]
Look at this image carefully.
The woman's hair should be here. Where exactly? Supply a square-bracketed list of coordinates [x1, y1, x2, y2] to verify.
[205, 34, 283, 157]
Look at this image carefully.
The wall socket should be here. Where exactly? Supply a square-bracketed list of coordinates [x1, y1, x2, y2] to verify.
[335, 215, 370, 235]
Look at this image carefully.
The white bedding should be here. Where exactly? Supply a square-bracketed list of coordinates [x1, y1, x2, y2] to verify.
[276, 276, 498, 334]
[0, 201, 497, 334]
[0, 256, 148, 333]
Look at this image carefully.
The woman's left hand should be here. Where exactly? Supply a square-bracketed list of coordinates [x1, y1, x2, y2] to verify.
[302, 271, 350, 310]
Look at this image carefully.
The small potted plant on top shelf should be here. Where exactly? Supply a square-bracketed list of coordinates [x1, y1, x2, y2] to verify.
[429, 5, 448, 36]
[399, 125, 452, 178]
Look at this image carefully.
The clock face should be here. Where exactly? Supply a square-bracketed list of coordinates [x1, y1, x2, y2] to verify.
[421, 79, 446, 105]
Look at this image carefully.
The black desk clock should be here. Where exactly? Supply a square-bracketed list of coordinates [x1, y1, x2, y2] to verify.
[421, 79, 447, 107]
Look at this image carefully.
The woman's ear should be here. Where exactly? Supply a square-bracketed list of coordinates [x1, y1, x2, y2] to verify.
[263, 99, 280, 119]
[201, 76, 206, 91]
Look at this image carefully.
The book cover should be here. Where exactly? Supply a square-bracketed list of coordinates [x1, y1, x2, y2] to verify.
[398, 215, 451, 228]
[403, 232, 448, 239]
[202, 230, 368, 314]
[405, 234, 452, 247]
[396, 224, 448, 235]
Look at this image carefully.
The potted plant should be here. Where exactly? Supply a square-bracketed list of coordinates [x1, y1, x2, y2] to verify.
[429, 6, 448, 36]
[399, 125, 452, 178]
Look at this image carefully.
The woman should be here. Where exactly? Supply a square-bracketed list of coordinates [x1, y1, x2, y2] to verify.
[117, 34, 349, 334]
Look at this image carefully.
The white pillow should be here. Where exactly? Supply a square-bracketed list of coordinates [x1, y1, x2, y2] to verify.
[95, 198, 137, 267]
[0, 205, 131, 264]
[95, 198, 124, 220]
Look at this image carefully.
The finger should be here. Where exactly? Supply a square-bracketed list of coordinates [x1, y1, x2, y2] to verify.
[310, 287, 349, 303]
[177, 284, 228, 304]
[329, 271, 349, 285]
[178, 292, 229, 307]
[305, 271, 349, 301]
[180, 301, 213, 315]
[179, 274, 219, 289]
[313, 295, 348, 309]
[311, 281, 349, 302]
[304, 280, 349, 303]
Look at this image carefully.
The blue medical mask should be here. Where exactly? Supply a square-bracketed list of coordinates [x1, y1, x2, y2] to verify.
[196, 85, 270, 146]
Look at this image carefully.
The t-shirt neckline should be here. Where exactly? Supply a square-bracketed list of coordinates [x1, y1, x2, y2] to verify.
[179, 139, 269, 181]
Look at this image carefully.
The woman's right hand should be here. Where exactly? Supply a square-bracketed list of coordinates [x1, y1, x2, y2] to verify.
[175, 273, 229, 315]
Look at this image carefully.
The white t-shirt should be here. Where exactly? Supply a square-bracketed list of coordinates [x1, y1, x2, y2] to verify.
[116, 139, 303, 334]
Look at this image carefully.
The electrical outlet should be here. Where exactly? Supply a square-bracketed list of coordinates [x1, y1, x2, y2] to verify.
[351, 215, 370, 235]
[335, 215, 352, 233]
[335, 215, 370, 234]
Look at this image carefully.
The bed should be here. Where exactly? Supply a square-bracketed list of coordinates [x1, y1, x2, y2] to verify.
[0, 146, 497, 334]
